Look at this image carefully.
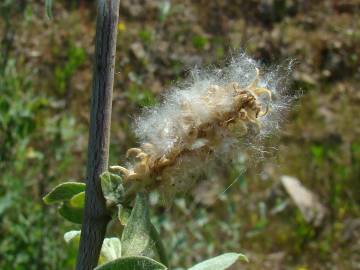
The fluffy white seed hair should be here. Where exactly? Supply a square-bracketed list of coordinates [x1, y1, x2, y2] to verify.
[111, 53, 293, 200]
[134, 53, 292, 159]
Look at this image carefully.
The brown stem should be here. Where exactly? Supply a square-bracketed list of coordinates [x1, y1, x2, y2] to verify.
[76, 1, 120, 269]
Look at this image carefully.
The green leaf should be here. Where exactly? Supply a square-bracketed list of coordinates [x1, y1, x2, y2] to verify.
[58, 202, 83, 224]
[121, 193, 152, 257]
[64, 231, 121, 264]
[117, 204, 132, 226]
[43, 182, 85, 204]
[69, 191, 85, 208]
[64, 230, 81, 243]
[100, 238, 122, 263]
[45, 0, 53, 18]
[95, 256, 167, 270]
[149, 223, 169, 267]
[120, 193, 168, 265]
[100, 172, 124, 204]
[158, 0, 171, 22]
[188, 253, 248, 270]
[0, 194, 12, 215]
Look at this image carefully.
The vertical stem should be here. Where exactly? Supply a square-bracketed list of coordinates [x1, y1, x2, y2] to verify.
[76, 1, 120, 269]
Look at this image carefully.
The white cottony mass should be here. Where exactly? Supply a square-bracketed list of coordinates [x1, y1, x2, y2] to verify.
[111, 53, 294, 200]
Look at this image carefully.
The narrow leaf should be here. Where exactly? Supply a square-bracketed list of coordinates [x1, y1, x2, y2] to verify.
[69, 191, 85, 208]
[117, 204, 131, 226]
[58, 202, 84, 224]
[43, 182, 85, 204]
[188, 253, 248, 270]
[95, 256, 167, 270]
[121, 193, 151, 257]
[150, 223, 169, 267]
[45, 0, 53, 18]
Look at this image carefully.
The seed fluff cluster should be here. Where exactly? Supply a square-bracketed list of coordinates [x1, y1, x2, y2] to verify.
[111, 54, 293, 200]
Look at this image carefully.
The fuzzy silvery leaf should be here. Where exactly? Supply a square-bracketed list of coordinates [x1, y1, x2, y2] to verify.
[100, 238, 122, 263]
[188, 252, 248, 270]
[43, 182, 85, 204]
[121, 193, 152, 257]
[149, 223, 169, 266]
[64, 230, 81, 243]
[100, 172, 124, 204]
[120, 193, 169, 264]
[95, 256, 167, 270]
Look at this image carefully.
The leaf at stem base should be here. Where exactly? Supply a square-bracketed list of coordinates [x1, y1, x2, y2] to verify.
[94, 256, 167, 270]
[43, 182, 85, 204]
[188, 252, 248, 270]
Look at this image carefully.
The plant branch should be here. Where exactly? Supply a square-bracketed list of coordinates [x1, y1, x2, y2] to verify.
[76, 1, 120, 269]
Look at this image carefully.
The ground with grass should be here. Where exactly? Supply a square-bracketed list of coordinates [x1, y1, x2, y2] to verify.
[0, 1, 359, 269]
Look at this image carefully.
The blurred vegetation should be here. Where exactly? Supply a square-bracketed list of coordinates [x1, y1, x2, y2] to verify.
[0, 0, 359, 269]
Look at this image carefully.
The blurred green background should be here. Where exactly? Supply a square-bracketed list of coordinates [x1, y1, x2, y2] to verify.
[0, 0, 359, 269]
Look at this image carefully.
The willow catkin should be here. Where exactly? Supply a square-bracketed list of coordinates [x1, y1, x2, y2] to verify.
[111, 54, 293, 199]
